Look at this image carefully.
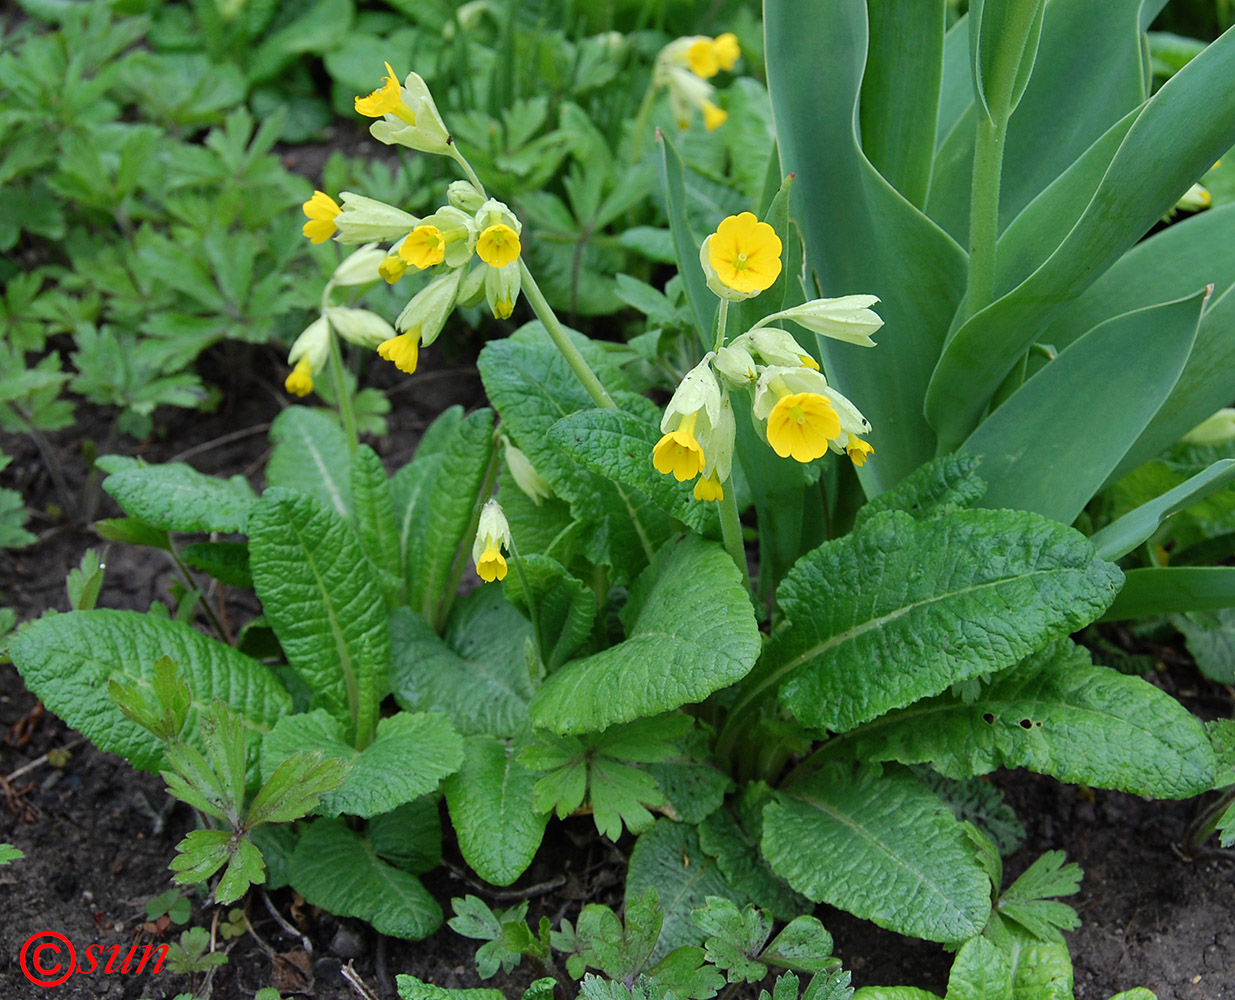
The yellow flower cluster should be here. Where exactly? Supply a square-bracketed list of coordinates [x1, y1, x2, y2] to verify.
[652, 213, 884, 500]
[653, 32, 741, 132]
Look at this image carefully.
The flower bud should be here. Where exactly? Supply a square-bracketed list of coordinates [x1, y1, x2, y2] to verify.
[334, 192, 419, 244]
[330, 244, 387, 287]
[324, 307, 396, 349]
[447, 181, 486, 214]
[753, 295, 883, 348]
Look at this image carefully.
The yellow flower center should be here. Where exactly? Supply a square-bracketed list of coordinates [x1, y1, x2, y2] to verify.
[377, 331, 420, 375]
[284, 358, 314, 397]
[477, 224, 521, 268]
[766, 392, 840, 463]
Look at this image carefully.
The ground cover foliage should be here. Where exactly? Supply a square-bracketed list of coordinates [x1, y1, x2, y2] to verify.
[4, 0, 1235, 998]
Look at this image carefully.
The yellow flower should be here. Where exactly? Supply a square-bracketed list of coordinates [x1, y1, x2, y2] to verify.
[477, 224, 521, 268]
[708, 212, 782, 295]
[713, 33, 740, 71]
[377, 332, 420, 374]
[694, 470, 724, 502]
[379, 255, 408, 284]
[355, 62, 416, 125]
[688, 38, 720, 78]
[702, 101, 728, 131]
[473, 499, 512, 583]
[766, 392, 841, 463]
[845, 433, 875, 467]
[302, 191, 341, 244]
[285, 358, 314, 397]
[653, 410, 707, 481]
[400, 225, 446, 269]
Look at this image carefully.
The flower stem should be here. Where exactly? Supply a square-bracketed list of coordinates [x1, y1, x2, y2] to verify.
[451, 147, 487, 198]
[519, 262, 617, 410]
[629, 82, 657, 165]
[965, 112, 1008, 320]
[712, 297, 749, 582]
[327, 325, 359, 454]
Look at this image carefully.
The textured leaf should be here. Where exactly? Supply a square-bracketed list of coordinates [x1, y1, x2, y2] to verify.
[181, 541, 253, 589]
[627, 820, 752, 962]
[266, 406, 352, 517]
[351, 445, 402, 605]
[959, 290, 1206, 524]
[9, 610, 290, 773]
[445, 735, 548, 886]
[389, 588, 535, 738]
[260, 709, 462, 818]
[502, 553, 595, 671]
[763, 764, 991, 943]
[1174, 608, 1235, 683]
[248, 489, 387, 747]
[853, 454, 986, 530]
[290, 818, 441, 939]
[825, 640, 1214, 797]
[644, 727, 731, 826]
[398, 976, 504, 1000]
[691, 896, 771, 983]
[102, 462, 256, 533]
[529, 536, 760, 735]
[369, 797, 442, 875]
[761, 916, 835, 975]
[946, 936, 1013, 1000]
[729, 509, 1121, 736]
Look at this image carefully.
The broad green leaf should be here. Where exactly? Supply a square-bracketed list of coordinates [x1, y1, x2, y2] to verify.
[444, 735, 548, 887]
[389, 588, 534, 738]
[529, 536, 760, 735]
[290, 817, 441, 939]
[398, 976, 505, 1000]
[969, 0, 1045, 123]
[824, 641, 1215, 797]
[102, 462, 256, 533]
[763, 764, 991, 943]
[853, 454, 986, 530]
[1100, 566, 1235, 619]
[657, 132, 715, 345]
[8, 610, 289, 773]
[946, 936, 1013, 1000]
[859, 0, 944, 208]
[266, 406, 352, 517]
[248, 489, 386, 747]
[852, 990, 941, 1000]
[260, 709, 462, 818]
[958, 290, 1206, 525]
[626, 820, 752, 962]
[181, 541, 252, 589]
[727, 509, 1121, 736]
[1173, 608, 1235, 683]
[766, 0, 968, 490]
[927, 25, 1235, 445]
[1090, 460, 1235, 560]
[994, 921, 1074, 1000]
[351, 445, 401, 605]
[502, 553, 594, 671]
[369, 797, 442, 875]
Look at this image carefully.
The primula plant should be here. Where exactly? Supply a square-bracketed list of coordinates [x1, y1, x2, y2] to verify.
[8, 3, 1235, 998]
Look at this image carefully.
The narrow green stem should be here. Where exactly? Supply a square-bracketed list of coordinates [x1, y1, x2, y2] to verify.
[451, 147, 487, 198]
[519, 263, 617, 410]
[327, 327, 359, 454]
[508, 537, 545, 684]
[168, 541, 230, 645]
[718, 488, 747, 577]
[965, 113, 1008, 320]
[435, 446, 502, 630]
[713, 299, 729, 353]
[1185, 784, 1235, 850]
[629, 82, 657, 165]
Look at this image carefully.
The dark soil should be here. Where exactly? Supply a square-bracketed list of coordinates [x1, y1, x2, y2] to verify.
[2, 342, 1233, 1000]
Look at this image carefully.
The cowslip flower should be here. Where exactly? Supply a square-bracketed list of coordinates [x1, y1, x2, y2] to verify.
[333, 192, 418, 244]
[653, 355, 721, 482]
[357, 64, 452, 155]
[302, 191, 341, 244]
[324, 307, 394, 349]
[751, 296, 884, 348]
[473, 499, 512, 583]
[753, 366, 871, 464]
[661, 33, 741, 80]
[706, 212, 782, 296]
[379, 268, 463, 374]
[502, 435, 552, 506]
[475, 199, 523, 268]
[693, 391, 736, 502]
[284, 317, 330, 397]
[485, 263, 521, 319]
[740, 328, 820, 370]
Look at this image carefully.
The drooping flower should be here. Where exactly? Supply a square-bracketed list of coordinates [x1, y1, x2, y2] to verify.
[379, 267, 463, 374]
[707, 212, 782, 295]
[284, 316, 330, 397]
[324, 307, 394, 349]
[692, 389, 736, 502]
[355, 62, 417, 124]
[702, 101, 728, 131]
[302, 191, 341, 244]
[473, 499, 512, 583]
[361, 65, 452, 155]
[485, 262, 521, 318]
[332, 192, 418, 244]
[688, 38, 720, 78]
[377, 332, 420, 375]
[653, 355, 722, 482]
[845, 434, 875, 467]
[753, 365, 871, 465]
[752, 295, 884, 348]
[740, 328, 820, 370]
[379, 255, 408, 284]
[713, 33, 741, 71]
[328, 245, 387, 287]
[474, 200, 523, 269]
[400, 225, 446, 269]
[502, 435, 552, 506]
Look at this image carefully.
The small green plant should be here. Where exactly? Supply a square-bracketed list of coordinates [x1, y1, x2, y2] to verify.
[0, 844, 24, 865]
[145, 888, 193, 930]
[164, 926, 227, 975]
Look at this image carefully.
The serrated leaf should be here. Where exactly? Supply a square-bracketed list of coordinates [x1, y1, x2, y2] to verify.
[764, 764, 991, 943]
[260, 709, 461, 818]
[761, 916, 835, 974]
[389, 588, 535, 738]
[732, 509, 1121, 737]
[444, 735, 548, 886]
[249, 489, 387, 747]
[290, 818, 441, 939]
[591, 756, 664, 840]
[266, 406, 352, 517]
[826, 640, 1216, 798]
[529, 536, 760, 735]
[246, 750, 352, 827]
[996, 851, 1081, 943]
[691, 896, 771, 983]
[0, 844, 25, 865]
[102, 462, 256, 533]
[645, 947, 725, 1000]
[627, 820, 753, 962]
[9, 610, 290, 773]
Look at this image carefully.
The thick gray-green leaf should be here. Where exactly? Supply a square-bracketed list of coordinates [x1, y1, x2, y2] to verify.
[444, 734, 548, 886]
[351, 445, 402, 605]
[766, 0, 968, 490]
[825, 641, 1215, 797]
[266, 406, 352, 517]
[729, 509, 1122, 736]
[261, 709, 462, 818]
[959, 290, 1206, 525]
[529, 536, 760, 735]
[764, 764, 991, 943]
[290, 817, 441, 939]
[626, 820, 752, 963]
[853, 454, 986, 530]
[8, 610, 290, 773]
[102, 462, 256, 533]
[1101, 566, 1235, 620]
[248, 489, 387, 747]
[502, 553, 594, 671]
[389, 588, 535, 738]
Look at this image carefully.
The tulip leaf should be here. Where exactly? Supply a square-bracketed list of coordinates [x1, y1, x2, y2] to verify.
[1100, 566, 1235, 620]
